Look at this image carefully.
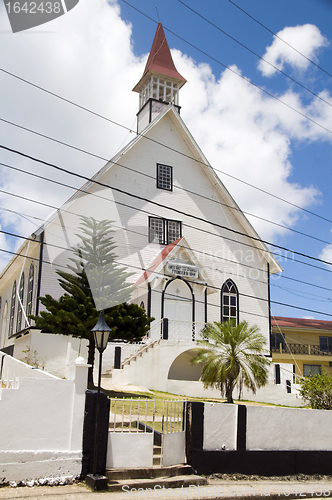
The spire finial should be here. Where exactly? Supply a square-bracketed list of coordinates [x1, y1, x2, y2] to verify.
[155, 6, 160, 22]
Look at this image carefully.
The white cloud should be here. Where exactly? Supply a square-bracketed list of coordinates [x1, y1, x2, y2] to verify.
[258, 24, 328, 77]
[319, 231, 332, 268]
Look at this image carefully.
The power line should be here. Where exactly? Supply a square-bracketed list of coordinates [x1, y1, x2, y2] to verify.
[1, 167, 332, 302]
[2, 163, 332, 310]
[2, 116, 332, 248]
[278, 274, 332, 293]
[227, 0, 332, 79]
[178, 0, 332, 109]
[1, 67, 332, 227]
[2, 236, 332, 319]
[2, 142, 332, 270]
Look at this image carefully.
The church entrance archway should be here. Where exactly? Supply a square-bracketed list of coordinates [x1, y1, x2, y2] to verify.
[162, 278, 194, 340]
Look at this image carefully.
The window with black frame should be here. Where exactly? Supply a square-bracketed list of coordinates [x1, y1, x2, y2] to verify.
[27, 264, 34, 317]
[271, 331, 286, 350]
[149, 217, 181, 244]
[319, 336, 332, 352]
[16, 273, 25, 332]
[9, 281, 16, 336]
[156, 164, 173, 191]
[221, 279, 238, 323]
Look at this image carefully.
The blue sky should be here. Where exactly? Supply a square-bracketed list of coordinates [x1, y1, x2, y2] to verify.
[0, 0, 332, 321]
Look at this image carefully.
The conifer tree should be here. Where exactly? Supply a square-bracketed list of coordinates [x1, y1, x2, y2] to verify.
[30, 217, 154, 387]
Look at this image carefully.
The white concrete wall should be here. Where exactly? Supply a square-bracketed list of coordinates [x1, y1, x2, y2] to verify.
[201, 403, 332, 453]
[106, 432, 153, 468]
[203, 403, 237, 451]
[0, 352, 57, 388]
[13, 331, 89, 379]
[0, 360, 88, 483]
[162, 432, 185, 467]
[246, 406, 332, 451]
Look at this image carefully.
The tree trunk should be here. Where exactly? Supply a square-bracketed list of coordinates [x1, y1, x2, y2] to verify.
[225, 380, 234, 404]
[87, 336, 96, 389]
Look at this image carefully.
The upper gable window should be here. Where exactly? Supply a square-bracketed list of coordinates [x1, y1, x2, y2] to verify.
[157, 164, 173, 191]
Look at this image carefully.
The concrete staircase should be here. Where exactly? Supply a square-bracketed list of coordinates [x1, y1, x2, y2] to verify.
[106, 464, 207, 492]
[104, 339, 161, 378]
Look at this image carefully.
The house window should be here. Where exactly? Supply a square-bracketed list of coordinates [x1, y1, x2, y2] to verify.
[303, 364, 321, 377]
[319, 336, 332, 352]
[149, 217, 181, 245]
[27, 264, 34, 316]
[271, 331, 286, 350]
[9, 281, 16, 336]
[157, 164, 172, 191]
[16, 273, 25, 332]
[221, 279, 238, 323]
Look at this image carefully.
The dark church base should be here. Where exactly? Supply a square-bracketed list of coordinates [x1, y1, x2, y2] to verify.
[190, 450, 332, 476]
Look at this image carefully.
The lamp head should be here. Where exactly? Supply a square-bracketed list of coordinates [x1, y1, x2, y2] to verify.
[91, 311, 111, 353]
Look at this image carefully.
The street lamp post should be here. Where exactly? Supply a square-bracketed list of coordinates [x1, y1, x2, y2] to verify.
[86, 311, 111, 491]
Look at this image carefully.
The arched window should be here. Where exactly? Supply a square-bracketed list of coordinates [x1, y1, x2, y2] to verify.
[16, 273, 25, 332]
[140, 301, 145, 310]
[1, 300, 7, 346]
[221, 279, 238, 324]
[27, 264, 34, 317]
[9, 281, 16, 336]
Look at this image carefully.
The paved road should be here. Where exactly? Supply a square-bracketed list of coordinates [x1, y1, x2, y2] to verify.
[1, 479, 332, 500]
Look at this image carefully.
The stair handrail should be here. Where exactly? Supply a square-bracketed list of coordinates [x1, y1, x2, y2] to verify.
[0, 351, 58, 389]
[120, 339, 161, 369]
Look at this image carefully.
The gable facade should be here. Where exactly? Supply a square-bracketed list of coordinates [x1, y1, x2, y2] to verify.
[0, 24, 286, 400]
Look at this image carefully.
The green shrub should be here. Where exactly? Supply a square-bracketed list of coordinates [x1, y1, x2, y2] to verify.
[300, 371, 332, 409]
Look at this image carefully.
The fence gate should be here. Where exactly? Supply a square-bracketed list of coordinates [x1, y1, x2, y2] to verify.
[161, 399, 186, 467]
[106, 398, 186, 469]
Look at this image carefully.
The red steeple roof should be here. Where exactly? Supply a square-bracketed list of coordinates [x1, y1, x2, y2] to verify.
[144, 23, 186, 82]
[133, 23, 186, 92]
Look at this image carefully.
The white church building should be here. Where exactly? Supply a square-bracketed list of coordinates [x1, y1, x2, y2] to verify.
[0, 24, 300, 405]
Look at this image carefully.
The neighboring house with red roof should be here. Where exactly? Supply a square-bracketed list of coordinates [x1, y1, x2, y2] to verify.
[272, 316, 332, 379]
[0, 24, 301, 405]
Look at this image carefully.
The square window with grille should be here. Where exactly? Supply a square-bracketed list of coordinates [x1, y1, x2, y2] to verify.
[167, 220, 181, 243]
[157, 164, 172, 191]
[149, 217, 165, 244]
[149, 217, 181, 245]
[303, 364, 321, 377]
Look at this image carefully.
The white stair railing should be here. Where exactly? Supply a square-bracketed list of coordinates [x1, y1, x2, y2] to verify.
[0, 352, 58, 389]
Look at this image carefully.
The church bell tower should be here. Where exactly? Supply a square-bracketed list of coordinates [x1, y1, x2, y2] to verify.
[133, 23, 187, 133]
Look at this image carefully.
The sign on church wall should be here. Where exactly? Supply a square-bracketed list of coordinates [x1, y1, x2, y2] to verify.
[165, 261, 199, 279]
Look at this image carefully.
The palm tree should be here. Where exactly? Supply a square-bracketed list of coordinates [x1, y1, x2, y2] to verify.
[191, 320, 270, 403]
